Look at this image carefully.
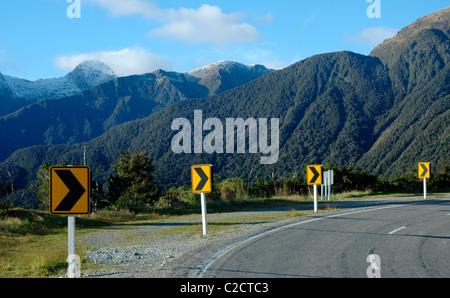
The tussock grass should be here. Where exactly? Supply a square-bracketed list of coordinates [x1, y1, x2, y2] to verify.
[86, 209, 163, 223]
[331, 190, 374, 200]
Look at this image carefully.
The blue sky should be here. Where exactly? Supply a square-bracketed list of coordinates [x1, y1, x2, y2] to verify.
[0, 0, 448, 80]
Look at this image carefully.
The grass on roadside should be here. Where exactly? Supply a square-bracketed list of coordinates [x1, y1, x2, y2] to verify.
[0, 208, 112, 278]
[0, 189, 408, 277]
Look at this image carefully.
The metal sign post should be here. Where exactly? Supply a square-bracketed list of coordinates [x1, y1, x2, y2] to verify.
[200, 193, 208, 235]
[67, 215, 80, 278]
[313, 184, 318, 213]
[423, 178, 427, 200]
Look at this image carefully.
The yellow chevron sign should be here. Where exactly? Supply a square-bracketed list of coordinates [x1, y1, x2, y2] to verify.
[191, 165, 212, 193]
[418, 162, 430, 179]
[50, 166, 90, 215]
[307, 165, 323, 185]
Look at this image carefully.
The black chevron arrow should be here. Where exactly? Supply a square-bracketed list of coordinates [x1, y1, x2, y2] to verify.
[420, 164, 428, 178]
[194, 167, 209, 191]
[54, 170, 86, 212]
[309, 166, 320, 184]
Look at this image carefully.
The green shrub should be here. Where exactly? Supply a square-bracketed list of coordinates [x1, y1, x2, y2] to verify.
[429, 165, 450, 191]
[219, 178, 247, 201]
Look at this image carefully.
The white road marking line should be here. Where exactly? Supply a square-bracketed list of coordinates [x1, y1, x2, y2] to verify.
[388, 226, 407, 235]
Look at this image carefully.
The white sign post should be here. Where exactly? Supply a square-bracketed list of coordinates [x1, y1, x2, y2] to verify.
[67, 215, 80, 278]
[423, 178, 427, 200]
[313, 184, 318, 213]
[328, 170, 333, 201]
[200, 193, 207, 236]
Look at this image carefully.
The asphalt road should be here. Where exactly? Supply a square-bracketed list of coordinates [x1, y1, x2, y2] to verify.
[199, 199, 450, 278]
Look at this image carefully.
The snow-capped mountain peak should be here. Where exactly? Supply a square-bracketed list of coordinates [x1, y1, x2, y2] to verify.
[185, 60, 274, 95]
[3, 60, 116, 103]
[71, 60, 115, 77]
[187, 60, 252, 78]
[65, 60, 116, 90]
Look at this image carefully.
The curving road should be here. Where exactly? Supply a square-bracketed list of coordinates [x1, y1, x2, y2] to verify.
[199, 199, 450, 278]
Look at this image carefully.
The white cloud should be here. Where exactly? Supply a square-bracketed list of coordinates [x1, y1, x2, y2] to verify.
[236, 48, 288, 70]
[299, 15, 314, 32]
[238, 48, 272, 63]
[148, 4, 260, 46]
[255, 12, 274, 25]
[55, 46, 170, 76]
[89, 2, 261, 46]
[260, 58, 288, 70]
[347, 27, 398, 46]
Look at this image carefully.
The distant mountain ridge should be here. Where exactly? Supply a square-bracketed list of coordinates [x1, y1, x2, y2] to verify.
[0, 61, 273, 162]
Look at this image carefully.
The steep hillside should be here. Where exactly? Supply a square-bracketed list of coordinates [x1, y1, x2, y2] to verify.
[361, 6, 450, 177]
[370, 7, 449, 97]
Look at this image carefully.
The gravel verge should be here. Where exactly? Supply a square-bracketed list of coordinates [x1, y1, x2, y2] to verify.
[80, 194, 449, 278]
